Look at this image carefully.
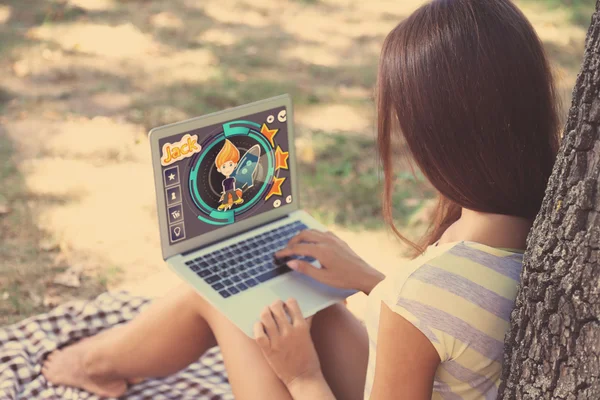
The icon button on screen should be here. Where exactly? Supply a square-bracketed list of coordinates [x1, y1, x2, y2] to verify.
[163, 166, 180, 188]
[170, 222, 186, 243]
[168, 204, 184, 224]
[166, 186, 182, 206]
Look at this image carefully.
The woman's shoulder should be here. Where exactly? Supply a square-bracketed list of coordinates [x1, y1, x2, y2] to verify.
[378, 240, 525, 309]
[389, 241, 524, 301]
[420, 240, 524, 280]
[377, 241, 524, 362]
[384, 240, 521, 288]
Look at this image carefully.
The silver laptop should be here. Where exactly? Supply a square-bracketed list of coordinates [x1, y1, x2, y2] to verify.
[149, 94, 355, 337]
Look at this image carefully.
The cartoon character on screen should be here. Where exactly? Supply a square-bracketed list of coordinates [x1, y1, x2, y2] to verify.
[215, 139, 244, 211]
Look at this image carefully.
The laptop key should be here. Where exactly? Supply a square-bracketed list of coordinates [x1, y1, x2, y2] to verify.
[237, 282, 249, 291]
[219, 290, 231, 298]
[205, 275, 219, 284]
[185, 260, 194, 266]
[228, 287, 240, 295]
[222, 278, 233, 287]
[266, 261, 278, 270]
[245, 278, 258, 287]
[256, 265, 292, 283]
[190, 265, 200, 272]
[197, 269, 211, 278]
[240, 271, 250, 279]
[231, 275, 241, 283]
[247, 267, 258, 276]
[212, 282, 224, 290]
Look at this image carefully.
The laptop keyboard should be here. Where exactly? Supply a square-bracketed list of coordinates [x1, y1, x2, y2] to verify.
[184, 221, 316, 299]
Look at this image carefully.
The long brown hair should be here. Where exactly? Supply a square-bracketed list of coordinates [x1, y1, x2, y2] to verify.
[377, 0, 561, 255]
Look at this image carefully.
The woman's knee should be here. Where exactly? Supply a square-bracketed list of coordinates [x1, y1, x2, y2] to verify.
[172, 284, 212, 314]
[315, 302, 347, 319]
[311, 302, 348, 330]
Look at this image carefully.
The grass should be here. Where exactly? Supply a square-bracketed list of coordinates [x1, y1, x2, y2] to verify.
[0, 133, 51, 325]
[97, 265, 125, 288]
[299, 132, 435, 229]
[0, 133, 105, 326]
[525, 0, 595, 27]
[130, 74, 323, 130]
[0, 0, 587, 325]
[36, 0, 87, 25]
[307, 63, 378, 90]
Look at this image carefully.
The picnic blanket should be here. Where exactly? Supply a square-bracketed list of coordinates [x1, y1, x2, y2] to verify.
[0, 291, 233, 400]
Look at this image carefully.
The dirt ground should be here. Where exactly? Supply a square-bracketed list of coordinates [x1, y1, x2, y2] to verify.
[0, 0, 592, 323]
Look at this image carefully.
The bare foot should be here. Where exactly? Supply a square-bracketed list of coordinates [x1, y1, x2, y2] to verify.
[42, 339, 127, 398]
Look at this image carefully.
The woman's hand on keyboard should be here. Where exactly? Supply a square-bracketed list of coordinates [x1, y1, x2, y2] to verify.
[274, 230, 385, 295]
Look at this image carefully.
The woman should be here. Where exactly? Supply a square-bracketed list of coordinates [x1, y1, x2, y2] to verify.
[42, 0, 560, 398]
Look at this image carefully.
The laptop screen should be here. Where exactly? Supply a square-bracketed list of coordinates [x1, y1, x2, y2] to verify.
[158, 106, 293, 244]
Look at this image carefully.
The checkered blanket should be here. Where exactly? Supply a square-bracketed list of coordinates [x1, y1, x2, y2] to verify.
[0, 291, 233, 399]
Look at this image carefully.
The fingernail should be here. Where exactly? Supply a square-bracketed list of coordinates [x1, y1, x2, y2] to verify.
[288, 260, 299, 270]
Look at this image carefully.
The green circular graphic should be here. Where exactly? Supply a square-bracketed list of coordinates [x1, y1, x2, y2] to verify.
[189, 120, 275, 226]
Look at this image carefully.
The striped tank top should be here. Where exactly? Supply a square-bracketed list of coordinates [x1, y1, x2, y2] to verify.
[363, 241, 524, 399]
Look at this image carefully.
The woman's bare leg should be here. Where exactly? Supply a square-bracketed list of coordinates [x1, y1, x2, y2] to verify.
[43, 284, 292, 399]
[43, 284, 368, 400]
[312, 303, 370, 400]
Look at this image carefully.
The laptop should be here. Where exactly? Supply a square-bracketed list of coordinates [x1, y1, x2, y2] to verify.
[149, 94, 355, 337]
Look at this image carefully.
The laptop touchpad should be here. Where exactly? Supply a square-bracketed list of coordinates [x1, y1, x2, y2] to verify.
[270, 273, 341, 314]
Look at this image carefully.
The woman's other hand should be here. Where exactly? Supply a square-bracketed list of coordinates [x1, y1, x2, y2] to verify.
[275, 230, 385, 295]
[254, 299, 322, 388]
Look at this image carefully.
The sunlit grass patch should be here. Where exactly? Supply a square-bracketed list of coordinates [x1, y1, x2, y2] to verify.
[299, 131, 435, 229]
[522, 0, 595, 27]
[0, 133, 105, 326]
[129, 74, 322, 129]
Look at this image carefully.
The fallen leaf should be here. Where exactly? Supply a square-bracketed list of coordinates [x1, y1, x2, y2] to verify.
[39, 238, 59, 252]
[53, 270, 81, 288]
[43, 294, 62, 308]
[12, 60, 30, 77]
[0, 204, 10, 215]
[29, 292, 43, 307]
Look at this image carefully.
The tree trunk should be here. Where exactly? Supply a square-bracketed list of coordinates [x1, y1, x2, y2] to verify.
[498, 3, 600, 400]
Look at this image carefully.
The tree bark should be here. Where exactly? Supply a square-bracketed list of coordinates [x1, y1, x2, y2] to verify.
[498, 3, 600, 400]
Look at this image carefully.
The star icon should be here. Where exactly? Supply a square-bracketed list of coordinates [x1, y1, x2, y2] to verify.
[265, 176, 286, 200]
[260, 123, 279, 147]
[168, 173, 176, 181]
[274, 146, 289, 170]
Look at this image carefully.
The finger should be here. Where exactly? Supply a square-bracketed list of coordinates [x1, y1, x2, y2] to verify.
[275, 243, 321, 260]
[287, 229, 330, 247]
[287, 259, 325, 280]
[306, 315, 315, 328]
[270, 300, 291, 333]
[260, 307, 279, 339]
[254, 322, 270, 349]
[285, 298, 304, 326]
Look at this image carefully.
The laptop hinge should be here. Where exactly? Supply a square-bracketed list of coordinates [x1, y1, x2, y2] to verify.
[181, 214, 289, 257]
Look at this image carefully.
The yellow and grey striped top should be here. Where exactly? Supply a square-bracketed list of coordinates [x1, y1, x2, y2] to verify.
[364, 241, 524, 400]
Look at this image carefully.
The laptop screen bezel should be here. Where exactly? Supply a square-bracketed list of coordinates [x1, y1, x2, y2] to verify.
[149, 94, 299, 260]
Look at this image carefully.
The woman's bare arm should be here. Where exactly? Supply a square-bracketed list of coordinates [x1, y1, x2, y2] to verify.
[369, 302, 441, 400]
